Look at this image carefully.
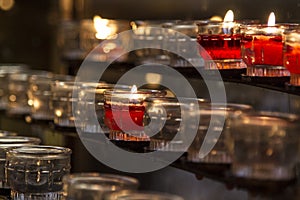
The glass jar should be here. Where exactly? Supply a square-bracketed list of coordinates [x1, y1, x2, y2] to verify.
[283, 28, 300, 86]
[130, 20, 177, 65]
[0, 136, 41, 188]
[228, 111, 300, 180]
[163, 20, 203, 67]
[62, 173, 139, 200]
[104, 87, 166, 141]
[143, 97, 207, 152]
[241, 24, 298, 77]
[76, 83, 131, 134]
[28, 74, 74, 121]
[187, 103, 253, 164]
[0, 64, 29, 110]
[7, 70, 51, 116]
[50, 81, 79, 128]
[6, 145, 72, 200]
[197, 21, 246, 70]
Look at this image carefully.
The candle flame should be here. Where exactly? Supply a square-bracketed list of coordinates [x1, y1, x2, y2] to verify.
[129, 85, 138, 102]
[223, 10, 234, 22]
[93, 15, 112, 39]
[130, 85, 137, 93]
[267, 12, 276, 26]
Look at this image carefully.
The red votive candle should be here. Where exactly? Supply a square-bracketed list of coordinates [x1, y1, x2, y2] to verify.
[241, 24, 292, 77]
[197, 21, 245, 70]
[283, 29, 300, 86]
[104, 87, 166, 141]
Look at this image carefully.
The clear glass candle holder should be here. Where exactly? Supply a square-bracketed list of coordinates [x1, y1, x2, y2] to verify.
[228, 111, 300, 180]
[187, 103, 253, 164]
[50, 81, 79, 128]
[28, 74, 74, 121]
[0, 64, 29, 110]
[241, 24, 297, 77]
[104, 88, 166, 141]
[6, 145, 72, 200]
[0, 136, 41, 188]
[130, 20, 177, 65]
[143, 97, 207, 152]
[62, 173, 139, 200]
[283, 28, 300, 86]
[7, 70, 52, 116]
[104, 190, 184, 200]
[163, 21, 203, 67]
[197, 21, 246, 70]
[77, 83, 131, 134]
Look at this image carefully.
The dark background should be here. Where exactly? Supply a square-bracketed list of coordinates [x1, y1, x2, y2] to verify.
[0, 0, 299, 71]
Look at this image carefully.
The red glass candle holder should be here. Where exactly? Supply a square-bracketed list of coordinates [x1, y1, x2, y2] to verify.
[283, 29, 300, 86]
[197, 21, 246, 70]
[241, 24, 291, 77]
[104, 88, 166, 141]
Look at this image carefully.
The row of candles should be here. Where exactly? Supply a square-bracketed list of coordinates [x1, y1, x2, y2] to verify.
[60, 10, 300, 86]
[0, 66, 188, 199]
[0, 64, 300, 184]
[0, 133, 184, 199]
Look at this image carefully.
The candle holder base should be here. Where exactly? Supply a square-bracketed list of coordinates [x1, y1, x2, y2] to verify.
[289, 73, 300, 86]
[246, 65, 290, 77]
[109, 130, 150, 142]
[205, 59, 247, 70]
[53, 117, 76, 129]
[149, 139, 188, 152]
[187, 151, 231, 164]
[81, 124, 109, 134]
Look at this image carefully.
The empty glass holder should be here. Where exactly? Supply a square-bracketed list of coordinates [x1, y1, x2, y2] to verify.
[187, 103, 253, 164]
[28, 74, 74, 121]
[228, 111, 300, 180]
[62, 173, 139, 200]
[6, 145, 72, 200]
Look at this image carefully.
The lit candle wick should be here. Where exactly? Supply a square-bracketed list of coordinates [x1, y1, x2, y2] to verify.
[129, 85, 139, 102]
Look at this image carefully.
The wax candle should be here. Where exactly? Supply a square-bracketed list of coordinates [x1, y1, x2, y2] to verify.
[197, 10, 245, 70]
[283, 29, 300, 86]
[104, 86, 166, 141]
[241, 12, 291, 77]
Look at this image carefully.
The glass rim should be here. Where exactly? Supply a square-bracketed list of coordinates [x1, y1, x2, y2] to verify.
[0, 136, 40, 144]
[51, 81, 110, 89]
[29, 73, 75, 83]
[63, 173, 139, 188]
[82, 83, 132, 92]
[104, 88, 166, 96]
[0, 63, 29, 74]
[232, 111, 300, 127]
[6, 145, 72, 159]
[104, 190, 184, 200]
[196, 20, 240, 26]
[131, 20, 180, 28]
[9, 70, 52, 81]
[241, 23, 300, 28]
[144, 96, 208, 105]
